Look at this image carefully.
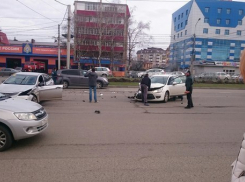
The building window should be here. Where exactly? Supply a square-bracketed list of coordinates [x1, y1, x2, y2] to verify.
[225, 30, 229, 35]
[178, 24, 180, 29]
[226, 19, 230, 25]
[203, 28, 208, 34]
[185, 30, 187, 35]
[218, 8, 222, 13]
[239, 9, 243, 15]
[181, 22, 183, 27]
[215, 29, 220, 34]
[205, 7, 210, 13]
[185, 20, 188, 25]
[174, 17, 176, 22]
[177, 34, 179, 38]
[237, 30, 242, 36]
[227, 8, 231, 14]
[174, 35, 175, 40]
[204, 18, 209, 23]
[217, 19, 221, 24]
[181, 13, 183, 18]
[178, 15, 180, 20]
[181, 32, 183, 37]
[174, 26, 176, 30]
[186, 10, 188, 15]
[238, 20, 242, 25]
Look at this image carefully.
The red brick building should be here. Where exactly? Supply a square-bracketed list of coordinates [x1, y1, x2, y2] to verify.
[74, 1, 130, 71]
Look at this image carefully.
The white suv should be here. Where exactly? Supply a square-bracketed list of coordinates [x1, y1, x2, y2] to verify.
[94, 67, 112, 77]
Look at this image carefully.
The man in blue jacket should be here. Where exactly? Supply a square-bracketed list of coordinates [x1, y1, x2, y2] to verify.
[184, 70, 194, 109]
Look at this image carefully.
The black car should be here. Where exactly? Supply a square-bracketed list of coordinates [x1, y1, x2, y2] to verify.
[56, 69, 109, 89]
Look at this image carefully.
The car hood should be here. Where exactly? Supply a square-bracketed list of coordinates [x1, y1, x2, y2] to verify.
[0, 84, 35, 94]
[0, 98, 41, 112]
[149, 83, 165, 91]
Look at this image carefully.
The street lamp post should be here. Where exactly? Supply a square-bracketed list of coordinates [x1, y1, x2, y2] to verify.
[55, 0, 71, 69]
[190, 18, 201, 75]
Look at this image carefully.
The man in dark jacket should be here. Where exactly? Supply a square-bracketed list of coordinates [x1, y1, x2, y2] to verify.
[86, 67, 98, 103]
[184, 70, 194, 109]
[141, 74, 151, 106]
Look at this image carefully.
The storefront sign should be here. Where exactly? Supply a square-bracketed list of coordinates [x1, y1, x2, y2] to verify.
[0, 46, 22, 53]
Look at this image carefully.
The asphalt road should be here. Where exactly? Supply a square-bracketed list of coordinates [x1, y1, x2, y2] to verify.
[1, 87, 245, 182]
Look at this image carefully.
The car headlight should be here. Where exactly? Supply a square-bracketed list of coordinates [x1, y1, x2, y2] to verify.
[153, 87, 163, 93]
[14, 113, 37, 120]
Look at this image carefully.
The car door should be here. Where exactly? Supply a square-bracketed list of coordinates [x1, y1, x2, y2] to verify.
[38, 75, 63, 101]
[79, 70, 89, 86]
[66, 70, 81, 86]
[176, 76, 186, 95]
[168, 77, 181, 96]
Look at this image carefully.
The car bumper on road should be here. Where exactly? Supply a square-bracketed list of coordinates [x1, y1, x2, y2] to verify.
[9, 115, 49, 140]
[136, 91, 163, 101]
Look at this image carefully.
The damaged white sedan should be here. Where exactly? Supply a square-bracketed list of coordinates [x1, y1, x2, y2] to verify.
[0, 72, 63, 103]
[136, 75, 186, 102]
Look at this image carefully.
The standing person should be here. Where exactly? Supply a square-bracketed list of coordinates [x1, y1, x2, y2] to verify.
[184, 70, 194, 109]
[51, 68, 57, 85]
[231, 50, 245, 182]
[86, 67, 98, 103]
[140, 73, 151, 106]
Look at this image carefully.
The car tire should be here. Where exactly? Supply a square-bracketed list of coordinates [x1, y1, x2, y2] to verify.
[63, 81, 69, 89]
[31, 94, 38, 103]
[0, 125, 13, 152]
[102, 74, 107, 77]
[163, 91, 169, 103]
[97, 81, 103, 89]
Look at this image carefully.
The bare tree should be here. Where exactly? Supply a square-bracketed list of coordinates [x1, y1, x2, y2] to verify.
[127, 8, 152, 70]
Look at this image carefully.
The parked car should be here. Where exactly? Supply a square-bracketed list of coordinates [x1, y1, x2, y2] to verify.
[0, 68, 19, 76]
[214, 72, 231, 81]
[14, 67, 23, 72]
[0, 92, 48, 151]
[127, 71, 138, 78]
[0, 72, 63, 103]
[56, 69, 109, 89]
[138, 69, 164, 78]
[135, 74, 186, 102]
[91, 67, 112, 77]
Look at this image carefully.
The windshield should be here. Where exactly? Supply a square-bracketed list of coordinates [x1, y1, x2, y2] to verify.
[151, 76, 168, 84]
[4, 75, 38, 85]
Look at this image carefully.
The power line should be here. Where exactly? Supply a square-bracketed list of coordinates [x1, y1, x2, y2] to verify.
[0, 17, 63, 19]
[5, 25, 58, 34]
[60, 7, 68, 25]
[38, 0, 64, 13]
[16, 0, 59, 23]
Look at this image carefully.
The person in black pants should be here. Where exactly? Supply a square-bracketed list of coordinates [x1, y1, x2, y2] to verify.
[184, 70, 194, 109]
[140, 74, 151, 106]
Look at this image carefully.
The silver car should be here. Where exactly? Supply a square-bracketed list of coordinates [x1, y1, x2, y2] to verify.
[0, 72, 63, 103]
[0, 68, 19, 76]
[0, 93, 48, 151]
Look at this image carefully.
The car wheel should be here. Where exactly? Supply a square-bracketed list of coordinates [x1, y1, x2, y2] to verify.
[0, 125, 13, 152]
[31, 95, 38, 103]
[97, 81, 103, 89]
[163, 91, 169, 103]
[63, 81, 69, 89]
[102, 74, 107, 77]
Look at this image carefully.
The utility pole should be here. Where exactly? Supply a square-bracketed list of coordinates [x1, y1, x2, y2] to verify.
[67, 5, 71, 69]
[190, 18, 201, 75]
[58, 24, 61, 70]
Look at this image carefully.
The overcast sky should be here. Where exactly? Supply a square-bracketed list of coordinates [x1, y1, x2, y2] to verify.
[0, 0, 244, 50]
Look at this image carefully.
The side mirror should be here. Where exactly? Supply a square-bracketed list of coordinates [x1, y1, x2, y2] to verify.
[38, 82, 45, 87]
[173, 82, 177, 85]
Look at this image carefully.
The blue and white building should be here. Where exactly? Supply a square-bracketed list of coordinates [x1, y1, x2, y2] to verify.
[170, 0, 245, 74]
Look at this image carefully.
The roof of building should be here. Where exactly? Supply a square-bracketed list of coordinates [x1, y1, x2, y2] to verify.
[136, 47, 166, 54]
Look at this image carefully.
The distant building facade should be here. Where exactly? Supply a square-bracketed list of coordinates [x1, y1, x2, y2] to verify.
[170, 0, 245, 74]
[136, 47, 167, 69]
[74, 1, 130, 70]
